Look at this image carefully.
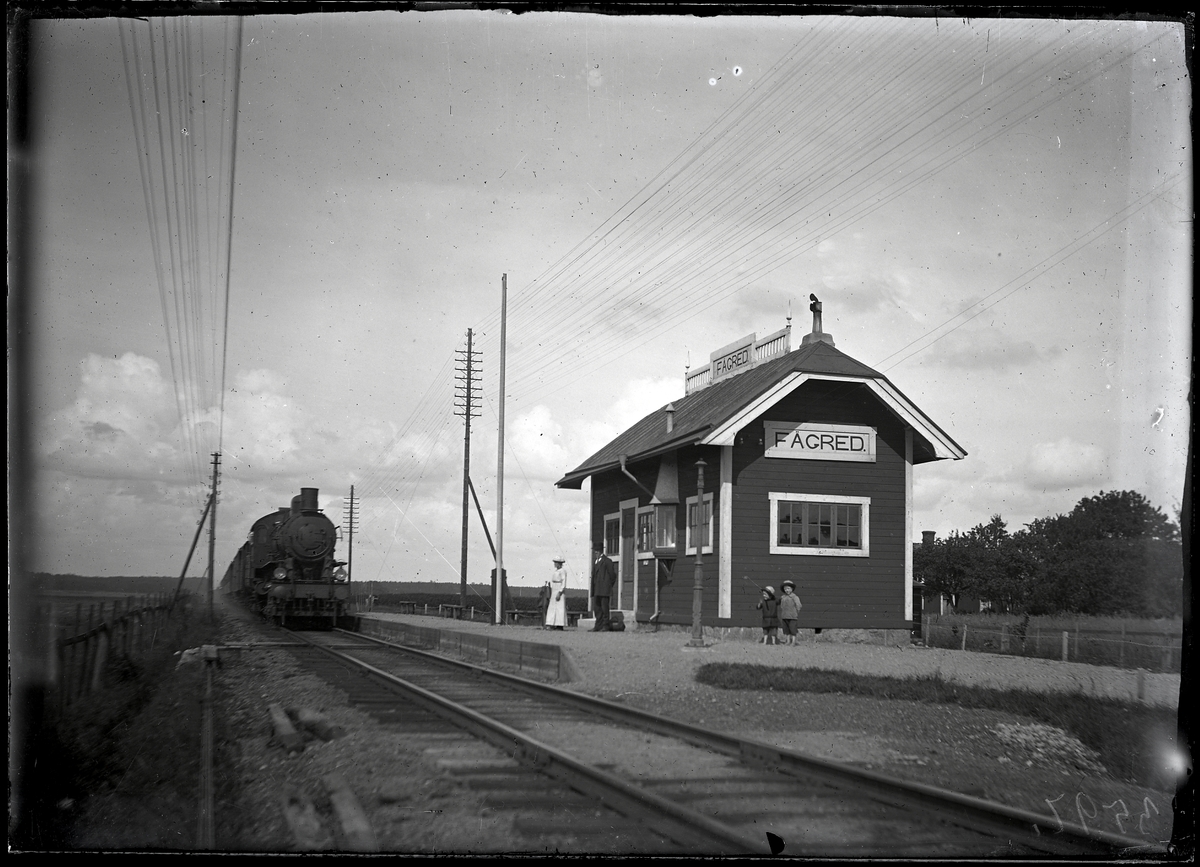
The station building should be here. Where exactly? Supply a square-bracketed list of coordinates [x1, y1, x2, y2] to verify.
[555, 300, 966, 639]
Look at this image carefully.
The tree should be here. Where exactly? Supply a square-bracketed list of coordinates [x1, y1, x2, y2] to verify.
[1020, 491, 1183, 616]
[915, 516, 1012, 612]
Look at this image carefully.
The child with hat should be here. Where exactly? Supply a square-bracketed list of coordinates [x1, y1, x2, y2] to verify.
[779, 580, 802, 646]
[755, 583, 781, 645]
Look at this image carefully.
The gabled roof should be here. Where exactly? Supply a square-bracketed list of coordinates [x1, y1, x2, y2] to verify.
[555, 339, 965, 489]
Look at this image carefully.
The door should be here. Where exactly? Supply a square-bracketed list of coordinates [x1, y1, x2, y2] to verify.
[620, 505, 635, 610]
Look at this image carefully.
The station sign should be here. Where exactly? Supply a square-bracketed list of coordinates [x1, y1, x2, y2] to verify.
[764, 421, 877, 462]
[710, 334, 756, 384]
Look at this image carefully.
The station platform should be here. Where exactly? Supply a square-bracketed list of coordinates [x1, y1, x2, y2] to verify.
[358, 612, 1179, 708]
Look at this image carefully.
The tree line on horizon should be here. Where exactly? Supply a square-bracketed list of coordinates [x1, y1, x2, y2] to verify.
[915, 490, 1184, 617]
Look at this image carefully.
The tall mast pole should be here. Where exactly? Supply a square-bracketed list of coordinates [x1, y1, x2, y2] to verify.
[455, 329, 481, 609]
[494, 275, 507, 625]
[207, 452, 220, 622]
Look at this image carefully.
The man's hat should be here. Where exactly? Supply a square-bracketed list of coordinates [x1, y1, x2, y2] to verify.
[781, 580, 795, 590]
[553, 556, 565, 563]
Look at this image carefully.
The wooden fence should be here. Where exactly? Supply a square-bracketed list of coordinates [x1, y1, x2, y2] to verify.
[49, 594, 179, 709]
[922, 615, 1182, 673]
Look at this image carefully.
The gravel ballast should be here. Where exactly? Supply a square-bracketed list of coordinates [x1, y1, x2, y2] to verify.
[208, 610, 1180, 853]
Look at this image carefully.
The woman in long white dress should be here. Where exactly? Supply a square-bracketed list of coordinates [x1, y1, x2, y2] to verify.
[545, 557, 569, 629]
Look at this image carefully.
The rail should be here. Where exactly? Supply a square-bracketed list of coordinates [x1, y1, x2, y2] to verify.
[317, 628, 1163, 857]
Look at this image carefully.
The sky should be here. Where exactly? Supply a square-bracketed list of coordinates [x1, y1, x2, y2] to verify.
[15, 9, 1192, 596]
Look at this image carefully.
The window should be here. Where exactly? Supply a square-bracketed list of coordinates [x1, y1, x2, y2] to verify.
[637, 508, 654, 554]
[686, 492, 714, 555]
[604, 515, 620, 558]
[637, 504, 678, 555]
[768, 493, 870, 557]
[653, 504, 676, 550]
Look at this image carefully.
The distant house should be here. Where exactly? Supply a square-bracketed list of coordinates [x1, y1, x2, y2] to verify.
[556, 300, 966, 637]
[913, 531, 988, 621]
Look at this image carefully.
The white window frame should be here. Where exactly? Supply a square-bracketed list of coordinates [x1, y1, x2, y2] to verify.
[768, 492, 870, 557]
[685, 492, 715, 556]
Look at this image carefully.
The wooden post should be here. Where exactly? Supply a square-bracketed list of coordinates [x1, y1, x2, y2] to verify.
[1061, 631, 1069, 662]
[48, 611, 61, 713]
[1120, 620, 1126, 668]
[82, 604, 96, 698]
[961, 625, 967, 652]
[91, 623, 109, 693]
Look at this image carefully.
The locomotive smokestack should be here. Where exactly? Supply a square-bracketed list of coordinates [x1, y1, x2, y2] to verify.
[299, 488, 320, 512]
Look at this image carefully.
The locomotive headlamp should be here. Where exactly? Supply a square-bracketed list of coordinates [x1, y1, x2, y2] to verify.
[273, 566, 287, 581]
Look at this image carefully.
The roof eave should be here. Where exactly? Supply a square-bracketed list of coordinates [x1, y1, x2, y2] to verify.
[554, 426, 713, 489]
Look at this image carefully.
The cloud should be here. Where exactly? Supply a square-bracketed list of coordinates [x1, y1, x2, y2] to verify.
[1024, 437, 1109, 491]
[40, 352, 183, 481]
[925, 328, 1060, 371]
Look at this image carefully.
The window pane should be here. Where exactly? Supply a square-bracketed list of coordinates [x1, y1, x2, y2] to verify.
[780, 503, 793, 545]
[655, 504, 676, 548]
[819, 504, 832, 546]
[638, 512, 653, 553]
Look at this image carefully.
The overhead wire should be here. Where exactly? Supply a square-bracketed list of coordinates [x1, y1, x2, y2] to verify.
[352, 21, 1172, 577]
[120, 16, 243, 512]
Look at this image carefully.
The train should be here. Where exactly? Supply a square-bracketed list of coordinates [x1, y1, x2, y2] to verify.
[221, 487, 352, 628]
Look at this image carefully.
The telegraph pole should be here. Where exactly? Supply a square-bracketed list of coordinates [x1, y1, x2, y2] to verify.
[207, 452, 220, 622]
[342, 485, 358, 587]
[454, 329, 482, 609]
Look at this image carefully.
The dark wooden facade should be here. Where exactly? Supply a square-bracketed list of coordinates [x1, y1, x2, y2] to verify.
[559, 318, 965, 632]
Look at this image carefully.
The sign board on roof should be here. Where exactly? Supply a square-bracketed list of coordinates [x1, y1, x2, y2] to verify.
[710, 334, 756, 384]
[764, 421, 877, 462]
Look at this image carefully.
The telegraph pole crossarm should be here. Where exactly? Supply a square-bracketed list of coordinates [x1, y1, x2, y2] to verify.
[455, 328, 483, 610]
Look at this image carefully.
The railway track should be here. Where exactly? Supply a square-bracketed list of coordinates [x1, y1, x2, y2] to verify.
[272, 626, 1162, 857]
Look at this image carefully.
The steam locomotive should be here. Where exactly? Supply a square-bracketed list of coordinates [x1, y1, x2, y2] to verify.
[221, 487, 351, 628]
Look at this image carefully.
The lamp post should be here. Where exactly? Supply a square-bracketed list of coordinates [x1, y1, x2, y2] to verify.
[689, 458, 707, 647]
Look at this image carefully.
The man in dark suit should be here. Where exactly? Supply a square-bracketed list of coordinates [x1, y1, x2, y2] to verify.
[590, 545, 617, 632]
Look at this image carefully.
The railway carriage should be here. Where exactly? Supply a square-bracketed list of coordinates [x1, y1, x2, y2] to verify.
[221, 487, 350, 628]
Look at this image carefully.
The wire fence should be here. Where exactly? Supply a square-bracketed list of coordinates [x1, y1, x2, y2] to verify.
[921, 614, 1182, 673]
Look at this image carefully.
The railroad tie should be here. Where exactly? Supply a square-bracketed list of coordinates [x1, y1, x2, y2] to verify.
[324, 773, 379, 852]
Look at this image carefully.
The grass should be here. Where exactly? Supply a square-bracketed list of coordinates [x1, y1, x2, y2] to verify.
[695, 662, 1179, 790]
[15, 603, 219, 850]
